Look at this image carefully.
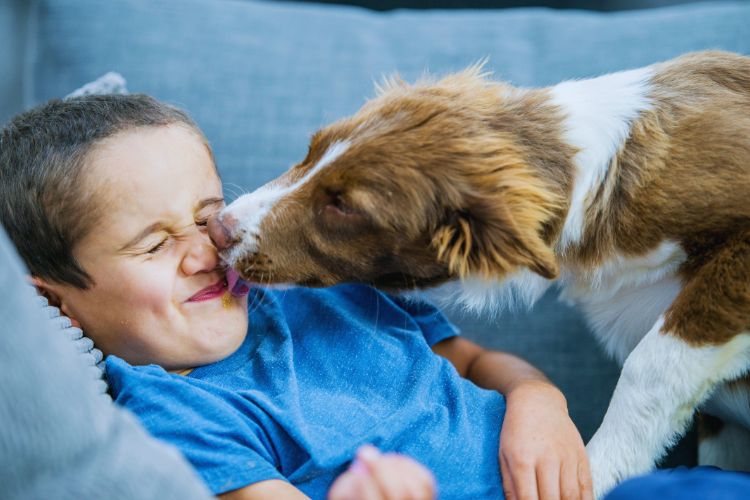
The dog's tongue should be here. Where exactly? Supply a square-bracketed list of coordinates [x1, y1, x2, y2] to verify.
[226, 268, 250, 297]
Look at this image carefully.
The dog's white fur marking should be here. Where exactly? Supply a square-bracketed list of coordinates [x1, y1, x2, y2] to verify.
[580, 275, 683, 364]
[221, 141, 350, 263]
[560, 241, 687, 363]
[308, 141, 351, 178]
[550, 67, 654, 251]
[427, 269, 553, 315]
[437, 240, 684, 322]
[587, 319, 750, 497]
[561, 241, 686, 303]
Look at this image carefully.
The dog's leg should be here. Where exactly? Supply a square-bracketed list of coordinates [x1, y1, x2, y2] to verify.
[698, 417, 750, 471]
[586, 322, 750, 497]
[586, 232, 750, 498]
[698, 379, 750, 471]
[586, 319, 750, 497]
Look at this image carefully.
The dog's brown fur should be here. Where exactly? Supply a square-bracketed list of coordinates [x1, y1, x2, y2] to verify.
[231, 51, 750, 346]
[218, 50, 750, 495]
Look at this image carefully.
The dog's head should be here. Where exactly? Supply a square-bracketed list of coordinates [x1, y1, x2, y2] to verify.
[214, 68, 564, 290]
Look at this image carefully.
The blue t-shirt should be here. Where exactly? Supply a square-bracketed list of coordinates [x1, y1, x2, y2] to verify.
[107, 284, 505, 499]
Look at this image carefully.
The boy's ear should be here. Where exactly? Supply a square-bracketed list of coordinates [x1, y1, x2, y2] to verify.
[31, 276, 66, 310]
[30, 276, 82, 328]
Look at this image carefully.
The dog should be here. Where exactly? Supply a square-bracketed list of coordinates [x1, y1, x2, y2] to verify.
[209, 51, 750, 497]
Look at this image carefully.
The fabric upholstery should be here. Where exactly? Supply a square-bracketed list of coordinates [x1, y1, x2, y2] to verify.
[0, 225, 212, 500]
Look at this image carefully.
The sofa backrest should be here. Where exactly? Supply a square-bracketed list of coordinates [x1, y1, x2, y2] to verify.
[0, 0, 30, 125]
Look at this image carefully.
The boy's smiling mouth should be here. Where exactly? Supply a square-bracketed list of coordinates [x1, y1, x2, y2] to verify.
[187, 277, 228, 302]
[186, 269, 251, 303]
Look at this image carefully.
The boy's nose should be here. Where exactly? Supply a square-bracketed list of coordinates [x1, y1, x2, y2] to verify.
[207, 213, 238, 251]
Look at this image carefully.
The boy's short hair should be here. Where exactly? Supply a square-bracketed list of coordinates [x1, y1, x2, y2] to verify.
[0, 94, 207, 289]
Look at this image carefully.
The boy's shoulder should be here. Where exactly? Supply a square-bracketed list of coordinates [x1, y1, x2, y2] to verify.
[258, 283, 458, 347]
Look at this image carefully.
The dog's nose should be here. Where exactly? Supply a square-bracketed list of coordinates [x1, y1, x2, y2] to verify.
[207, 214, 238, 251]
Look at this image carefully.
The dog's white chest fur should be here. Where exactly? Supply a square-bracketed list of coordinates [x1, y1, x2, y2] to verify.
[560, 241, 687, 364]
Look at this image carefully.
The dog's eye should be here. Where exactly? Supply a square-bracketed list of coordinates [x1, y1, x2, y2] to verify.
[326, 193, 355, 215]
[332, 194, 355, 214]
[324, 192, 360, 218]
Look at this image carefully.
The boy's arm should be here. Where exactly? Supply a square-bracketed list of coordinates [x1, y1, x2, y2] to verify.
[432, 336, 593, 500]
[220, 480, 310, 500]
[431, 336, 557, 395]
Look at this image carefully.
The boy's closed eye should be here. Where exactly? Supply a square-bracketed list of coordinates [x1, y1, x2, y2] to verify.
[146, 238, 170, 255]
[121, 196, 225, 256]
[144, 217, 217, 255]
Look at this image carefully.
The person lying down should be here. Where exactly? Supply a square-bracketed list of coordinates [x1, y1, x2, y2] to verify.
[0, 94, 592, 500]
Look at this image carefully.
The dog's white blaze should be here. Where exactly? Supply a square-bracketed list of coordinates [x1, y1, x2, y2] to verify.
[221, 181, 280, 263]
[587, 319, 750, 497]
[551, 66, 654, 251]
[304, 141, 351, 183]
[221, 141, 350, 263]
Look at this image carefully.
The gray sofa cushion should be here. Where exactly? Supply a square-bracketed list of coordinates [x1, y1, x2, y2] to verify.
[23, 0, 750, 453]
[0, 0, 30, 124]
[0, 225, 212, 500]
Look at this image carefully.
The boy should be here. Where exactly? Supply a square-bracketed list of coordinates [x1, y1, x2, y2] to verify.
[0, 94, 591, 499]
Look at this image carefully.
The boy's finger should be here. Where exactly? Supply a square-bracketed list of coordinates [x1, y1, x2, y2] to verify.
[367, 455, 419, 499]
[560, 459, 581, 500]
[507, 458, 539, 500]
[356, 445, 382, 466]
[385, 455, 435, 499]
[328, 461, 382, 500]
[500, 455, 516, 500]
[578, 458, 594, 500]
[356, 446, 436, 499]
[328, 471, 355, 500]
[536, 461, 560, 500]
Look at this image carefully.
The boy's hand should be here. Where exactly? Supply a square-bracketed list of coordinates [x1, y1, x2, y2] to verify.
[328, 445, 436, 500]
[500, 380, 593, 500]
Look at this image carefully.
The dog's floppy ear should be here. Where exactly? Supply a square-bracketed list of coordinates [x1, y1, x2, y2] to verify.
[432, 205, 558, 280]
[431, 172, 560, 281]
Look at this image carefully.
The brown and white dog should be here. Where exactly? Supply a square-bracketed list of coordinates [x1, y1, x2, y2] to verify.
[210, 51, 750, 497]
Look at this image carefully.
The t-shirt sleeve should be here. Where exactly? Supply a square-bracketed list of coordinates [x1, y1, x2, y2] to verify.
[388, 294, 460, 346]
[106, 356, 286, 495]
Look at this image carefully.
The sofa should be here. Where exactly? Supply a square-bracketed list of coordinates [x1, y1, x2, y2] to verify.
[2, 0, 749, 474]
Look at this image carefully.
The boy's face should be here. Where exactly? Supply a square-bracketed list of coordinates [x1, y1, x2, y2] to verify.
[42, 125, 248, 370]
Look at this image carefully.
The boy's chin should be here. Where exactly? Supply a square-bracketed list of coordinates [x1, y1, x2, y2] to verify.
[192, 309, 248, 363]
